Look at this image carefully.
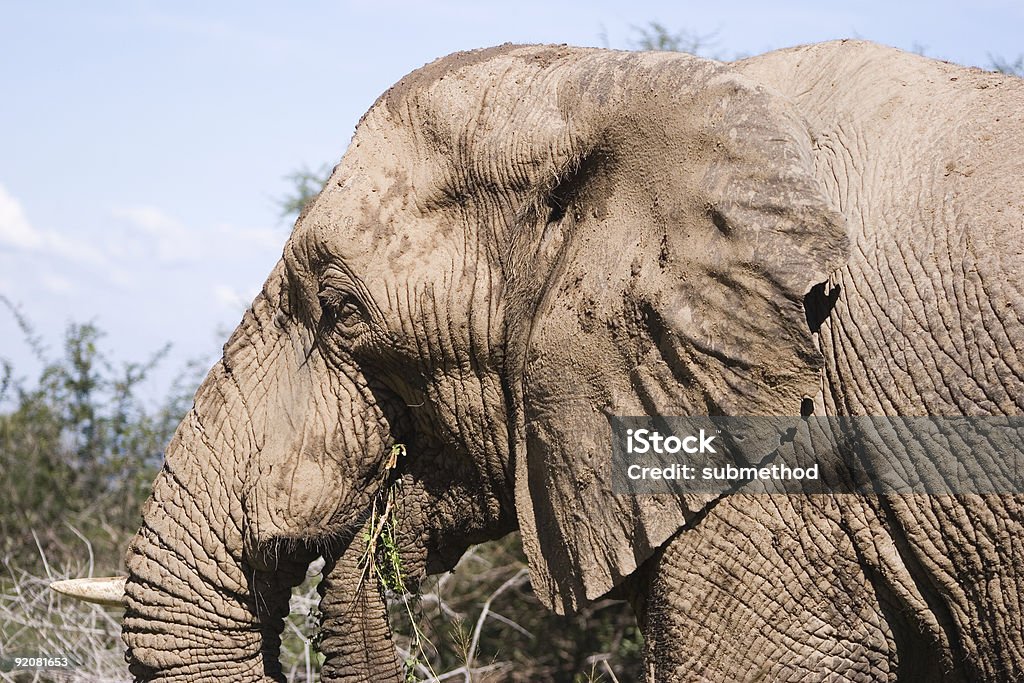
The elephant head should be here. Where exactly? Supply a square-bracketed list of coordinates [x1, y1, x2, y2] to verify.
[61, 45, 849, 680]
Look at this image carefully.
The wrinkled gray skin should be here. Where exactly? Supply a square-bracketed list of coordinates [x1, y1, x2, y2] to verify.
[123, 40, 1024, 681]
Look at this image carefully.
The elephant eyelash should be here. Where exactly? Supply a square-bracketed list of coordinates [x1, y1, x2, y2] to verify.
[318, 293, 361, 327]
[314, 290, 376, 360]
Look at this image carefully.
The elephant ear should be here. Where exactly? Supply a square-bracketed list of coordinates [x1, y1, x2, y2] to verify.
[505, 52, 849, 614]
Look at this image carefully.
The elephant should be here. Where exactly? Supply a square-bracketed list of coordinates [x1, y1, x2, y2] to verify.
[55, 39, 1024, 681]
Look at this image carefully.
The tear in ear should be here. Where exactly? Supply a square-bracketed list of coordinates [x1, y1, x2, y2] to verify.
[805, 282, 842, 334]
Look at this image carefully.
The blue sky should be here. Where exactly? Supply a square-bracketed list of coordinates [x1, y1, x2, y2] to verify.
[2, 1, 1022, 396]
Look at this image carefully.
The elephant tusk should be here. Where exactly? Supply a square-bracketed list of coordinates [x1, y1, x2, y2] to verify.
[49, 576, 127, 606]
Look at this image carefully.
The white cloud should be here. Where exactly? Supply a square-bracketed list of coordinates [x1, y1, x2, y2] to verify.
[0, 192, 279, 320]
[110, 206, 285, 269]
[112, 205, 182, 234]
[0, 183, 109, 271]
[111, 205, 198, 266]
[0, 183, 43, 249]
[214, 222, 286, 252]
[39, 272, 73, 294]
[44, 231, 110, 269]
[213, 284, 253, 311]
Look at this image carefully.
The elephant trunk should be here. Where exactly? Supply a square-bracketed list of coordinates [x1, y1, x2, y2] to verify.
[119, 264, 398, 679]
[318, 520, 404, 682]
[121, 354, 313, 681]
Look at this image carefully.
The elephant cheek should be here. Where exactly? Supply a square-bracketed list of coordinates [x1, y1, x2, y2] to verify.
[248, 455, 356, 545]
[243, 374, 382, 546]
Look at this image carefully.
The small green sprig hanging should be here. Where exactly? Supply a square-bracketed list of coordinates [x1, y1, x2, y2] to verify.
[358, 443, 437, 681]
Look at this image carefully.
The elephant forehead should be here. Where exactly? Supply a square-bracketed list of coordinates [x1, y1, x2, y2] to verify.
[378, 43, 542, 119]
[379, 43, 576, 124]
[291, 131, 439, 252]
[370, 47, 597, 198]
[309, 48, 655, 235]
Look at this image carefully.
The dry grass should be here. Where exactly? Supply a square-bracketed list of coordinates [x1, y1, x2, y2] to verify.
[0, 548, 128, 682]
[0, 536, 635, 682]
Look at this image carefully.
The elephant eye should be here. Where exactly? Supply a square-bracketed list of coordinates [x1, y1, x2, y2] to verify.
[317, 291, 365, 337]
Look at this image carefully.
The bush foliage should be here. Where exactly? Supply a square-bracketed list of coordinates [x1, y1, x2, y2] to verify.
[0, 304, 198, 572]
